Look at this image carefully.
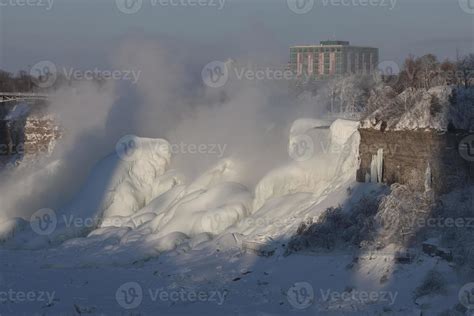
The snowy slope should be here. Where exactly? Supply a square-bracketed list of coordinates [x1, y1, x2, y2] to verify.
[361, 86, 474, 131]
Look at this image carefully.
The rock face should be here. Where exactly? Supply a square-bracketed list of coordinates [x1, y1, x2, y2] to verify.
[356, 128, 474, 194]
[361, 86, 474, 132]
[22, 116, 60, 155]
[0, 103, 60, 159]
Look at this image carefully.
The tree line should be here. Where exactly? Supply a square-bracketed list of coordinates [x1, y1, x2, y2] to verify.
[0, 70, 38, 92]
[388, 53, 474, 92]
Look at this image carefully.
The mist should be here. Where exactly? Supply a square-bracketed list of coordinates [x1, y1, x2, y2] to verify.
[0, 33, 328, 222]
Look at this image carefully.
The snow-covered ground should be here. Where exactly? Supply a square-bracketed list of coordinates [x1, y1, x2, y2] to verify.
[0, 118, 472, 315]
[361, 86, 474, 131]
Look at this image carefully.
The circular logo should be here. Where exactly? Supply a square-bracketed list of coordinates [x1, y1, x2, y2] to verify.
[289, 134, 314, 162]
[201, 61, 229, 88]
[116, 0, 143, 14]
[459, 0, 474, 14]
[30, 61, 57, 89]
[116, 282, 143, 309]
[287, 282, 314, 309]
[459, 282, 474, 310]
[30, 208, 57, 236]
[459, 135, 474, 162]
[287, 0, 314, 14]
[116, 135, 142, 162]
[376, 60, 400, 86]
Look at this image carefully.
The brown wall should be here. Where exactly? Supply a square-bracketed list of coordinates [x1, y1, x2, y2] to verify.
[357, 129, 474, 194]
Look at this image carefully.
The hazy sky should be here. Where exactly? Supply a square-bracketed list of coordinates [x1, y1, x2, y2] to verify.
[0, 0, 473, 73]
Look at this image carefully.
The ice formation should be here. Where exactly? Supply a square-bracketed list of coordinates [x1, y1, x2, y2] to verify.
[0, 119, 363, 261]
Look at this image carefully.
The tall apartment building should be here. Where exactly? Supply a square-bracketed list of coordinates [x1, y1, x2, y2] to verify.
[289, 41, 379, 79]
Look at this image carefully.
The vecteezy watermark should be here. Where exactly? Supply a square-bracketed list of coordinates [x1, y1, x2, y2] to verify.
[115, 0, 143, 14]
[167, 142, 227, 158]
[232, 66, 301, 82]
[30, 61, 58, 89]
[287, 0, 314, 14]
[116, 135, 227, 162]
[62, 67, 141, 84]
[459, 283, 474, 310]
[0, 289, 56, 305]
[318, 141, 398, 157]
[116, 282, 143, 310]
[377, 60, 400, 85]
[378, 215, 474, 231]
[115, 0, 226, 14]
[29, 60, 141, 88]
[289, 134, 314, 162]
[30, 208, 57, 236]
[287, 282, 314, 309]
[239, 216, 307, 229]
[116, 135, 142, 162]
[319, 288, 398, 306]
[29, 209, 144, 236]
[321, 0, 397, 10]
[202, 61, 314, 88]
[287, 283, 398, 310]
[115, 282, 227, 310]
[459, 134, 474, 162]
[201, 61, 229, 88]
[0, 142, 52, 156]
[415, 217, 474, 229]
[0, 0, 54, 10]
[61, 215, 132, 229]
[290, 135, 393, 165]
[459, 0, 474, 14]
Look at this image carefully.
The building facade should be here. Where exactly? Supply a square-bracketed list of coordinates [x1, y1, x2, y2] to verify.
[289, 41, 379, 80]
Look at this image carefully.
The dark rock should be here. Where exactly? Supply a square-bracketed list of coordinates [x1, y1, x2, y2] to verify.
[357, 129, 474, 195]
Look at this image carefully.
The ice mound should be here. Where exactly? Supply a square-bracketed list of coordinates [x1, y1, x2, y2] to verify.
[254, 119, 360, 210]
[289, 118, 331, 137]
[3, 137, 176, 248]
[146, 182, 252, 238]
[1, 118, 363, 264]
[185, 158, 243, 194]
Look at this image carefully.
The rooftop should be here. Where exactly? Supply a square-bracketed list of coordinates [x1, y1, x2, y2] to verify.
[320, 40, 350, 46]
[290, 41, 377, 49]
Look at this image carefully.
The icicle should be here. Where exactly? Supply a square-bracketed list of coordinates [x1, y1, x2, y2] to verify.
[424, 162, 432, 192]
[369, 148, 384, 183]
[376, 148, 384, 183]
[365, 172, 371, 183]
[370, 154, 377, 183]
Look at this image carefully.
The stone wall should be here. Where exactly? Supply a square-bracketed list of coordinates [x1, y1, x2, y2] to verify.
[23, 116, 60, 155]
[356, 129, 474, 194]
[0, 115, 60, 158]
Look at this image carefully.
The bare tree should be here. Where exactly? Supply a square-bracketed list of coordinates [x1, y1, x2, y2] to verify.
[457, 53, 474, 88]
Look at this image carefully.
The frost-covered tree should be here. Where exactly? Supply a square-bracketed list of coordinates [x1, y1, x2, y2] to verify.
[324, 74, 374, 114]
[457, 53, 474, 88]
